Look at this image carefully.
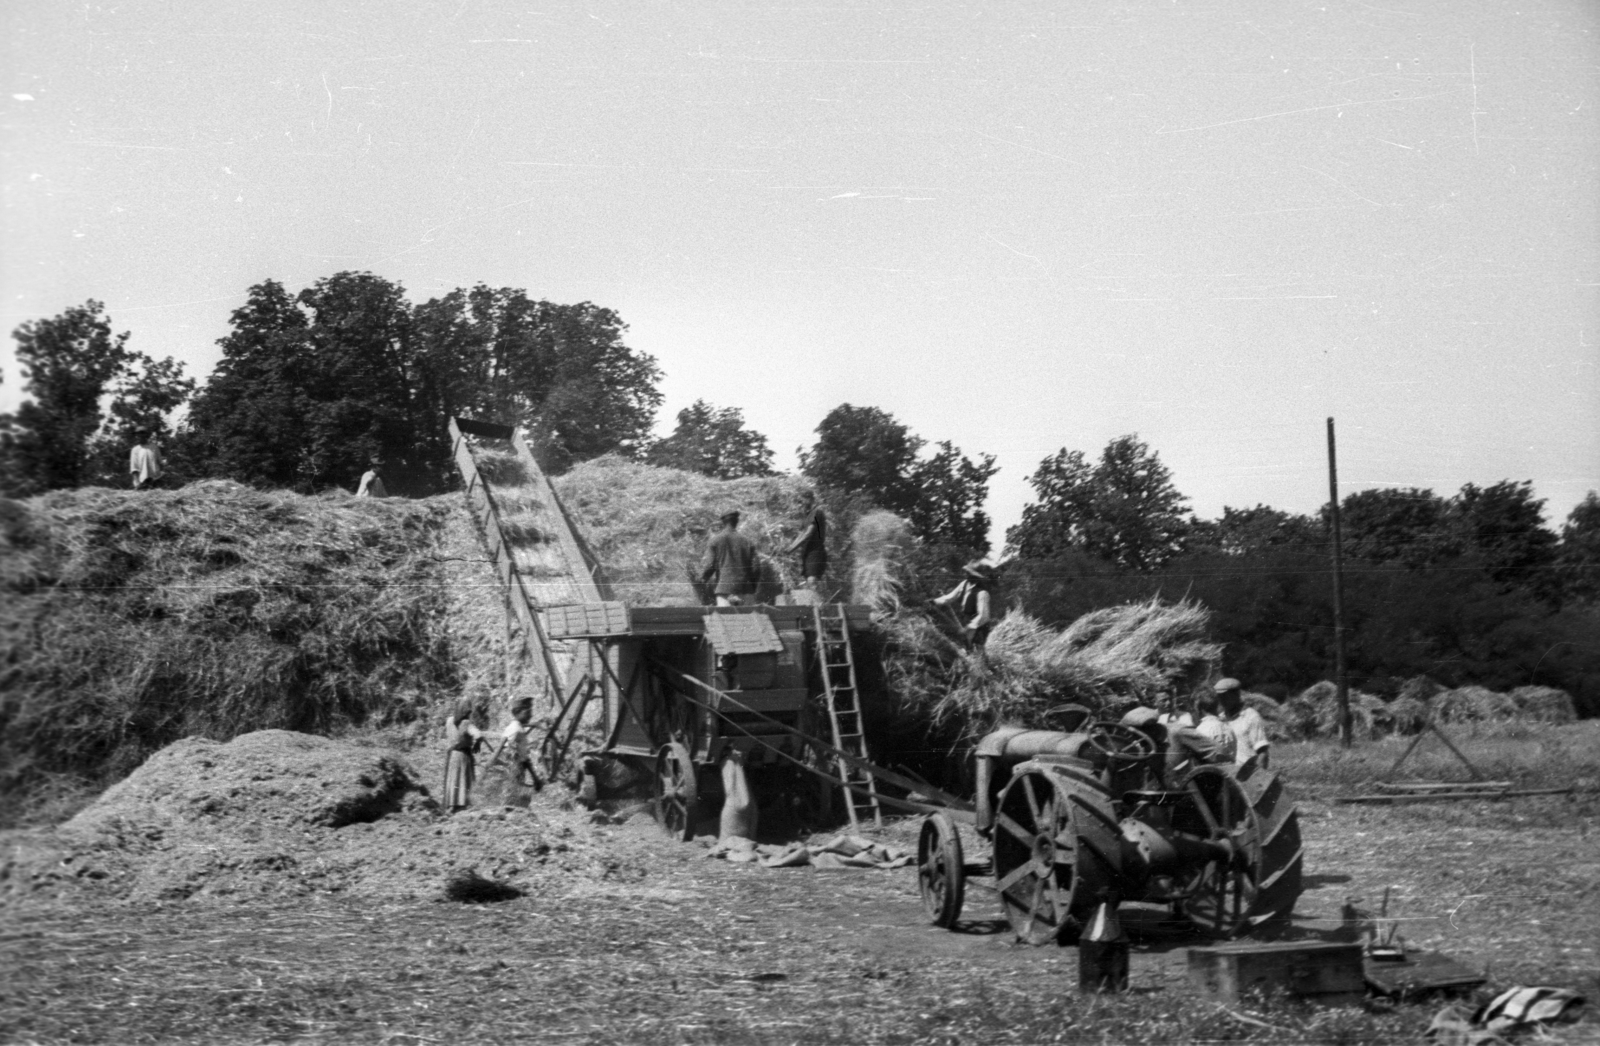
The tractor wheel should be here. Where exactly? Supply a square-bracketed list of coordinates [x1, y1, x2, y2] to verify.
[1176, 764, 1304, 936]
[653, 741, 698, 842]
[917, 812, 966, 929]
[991, 768, 1123, 945]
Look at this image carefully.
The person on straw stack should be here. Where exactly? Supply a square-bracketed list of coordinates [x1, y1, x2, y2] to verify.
[784, 492, 828, 590]
[442, 698, 488, 812]
[932, 560, 997, 652]
[1214, 677, 1270, 770]
[128, 430, 164, 490]
[356, 457, 387, 498]
[700, 508, 760, 607]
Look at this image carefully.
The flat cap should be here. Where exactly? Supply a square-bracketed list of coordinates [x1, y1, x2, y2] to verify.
[1213, 677, 1242, 693]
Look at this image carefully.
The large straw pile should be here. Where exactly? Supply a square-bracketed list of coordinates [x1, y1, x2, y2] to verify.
[0, 481, 483, 826]
[885, 597, 1224, 743]
[551, 456, 817, 606]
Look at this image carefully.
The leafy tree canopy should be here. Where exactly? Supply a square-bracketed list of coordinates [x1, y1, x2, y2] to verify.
[1561, 491, 1600, 604]
[646, 400, 776, 479]
[2, 300, 192, 495]
[800, 403, 997, 553]
[182, 274, 663, 492]
[1007, 434, 1189, 571]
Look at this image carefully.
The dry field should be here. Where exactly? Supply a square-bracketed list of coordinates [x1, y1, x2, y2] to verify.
[4, 728, 1598, 1045]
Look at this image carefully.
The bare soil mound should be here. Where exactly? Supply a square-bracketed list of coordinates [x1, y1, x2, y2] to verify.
[1, 730, 616, 908]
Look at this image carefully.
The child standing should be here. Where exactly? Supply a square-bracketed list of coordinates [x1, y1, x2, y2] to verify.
[495, 698, 543, 805]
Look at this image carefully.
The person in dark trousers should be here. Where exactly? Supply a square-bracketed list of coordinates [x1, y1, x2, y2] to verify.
[932, 560, 997, 651]
[784, 492, 827, 590]
[700, 508, 760, 606]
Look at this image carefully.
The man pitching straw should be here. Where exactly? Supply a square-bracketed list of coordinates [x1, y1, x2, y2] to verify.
[932, 560, 997, 651]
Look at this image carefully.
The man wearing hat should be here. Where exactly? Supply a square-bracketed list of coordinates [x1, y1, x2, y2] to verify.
[700, 508, 760, 606]
[1214, 677, 1270, 770]
[932, 560, 997, 651]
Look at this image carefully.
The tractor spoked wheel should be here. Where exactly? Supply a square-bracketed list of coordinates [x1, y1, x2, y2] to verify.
[1176, 764, 1304, 937]
[991, 768, 1122, 945]
[653, 741, 698, 842]
[917, 812, 966, 928]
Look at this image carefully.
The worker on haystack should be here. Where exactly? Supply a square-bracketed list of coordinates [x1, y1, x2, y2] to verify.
[784, 492, 828, 590]
[932, 560, 997, 652]
[1162, 689, 1236, 780]
[442, 698, 487, 812]
[128, 430, 164, 490]
[356, 457, 387, 498]
[1214, 677, 1271, 770]
[700, 508, 760, 607]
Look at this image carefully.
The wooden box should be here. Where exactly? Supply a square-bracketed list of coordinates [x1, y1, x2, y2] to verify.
[1187, 942, 1366, 1006]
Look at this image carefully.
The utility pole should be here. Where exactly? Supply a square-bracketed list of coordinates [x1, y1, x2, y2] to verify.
[1326, 418, 1351, 747]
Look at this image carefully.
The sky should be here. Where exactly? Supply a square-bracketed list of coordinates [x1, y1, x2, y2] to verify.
[4, 0, 1597, 548]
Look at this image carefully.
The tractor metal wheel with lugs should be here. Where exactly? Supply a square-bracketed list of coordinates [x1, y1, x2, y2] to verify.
[1176, 763, 1304, 937]
[991, 766, 1123, 945]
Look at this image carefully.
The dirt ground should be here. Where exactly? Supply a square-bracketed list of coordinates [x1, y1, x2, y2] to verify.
[3, 747, 1597, 1045]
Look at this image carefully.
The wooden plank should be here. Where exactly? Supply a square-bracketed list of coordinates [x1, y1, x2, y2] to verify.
[1334, 787, 1574, 805]
[1364, 950, 1485, 999]
[1188, 942, 1365, 1006]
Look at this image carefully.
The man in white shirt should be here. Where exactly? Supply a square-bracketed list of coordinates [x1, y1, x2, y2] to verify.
[128, 431, 163, 490]
[356, 458, 387, 498]
[1162, 689, 1236, 780]
[1215, 677, 1271, 770]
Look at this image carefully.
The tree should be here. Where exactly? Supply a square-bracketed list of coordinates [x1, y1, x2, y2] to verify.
[801, 404, 997, 553]
[907, 441, 1000, 553]
[800, 404, 922, 516]
[1451, 480, 1558, 593]
[185, 275, 665, 492]
[646, 400, 776, 478]
[410, 286, 662, 472]
[1007, 434, 1190, 570]
[179, 280, 314, 488]
[1188, 504, 1321, 557]
[2, 301, 191, 495]
[1560, 491, 1600, 603]
[1335, 488, 1456, 567]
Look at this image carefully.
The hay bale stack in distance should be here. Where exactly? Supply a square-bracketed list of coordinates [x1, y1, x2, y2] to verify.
[1433, 685, 1520, 724]
[1507, 686, 1578, 723]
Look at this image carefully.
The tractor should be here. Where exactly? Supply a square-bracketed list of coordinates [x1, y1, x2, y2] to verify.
[916, 718, 1304, 943]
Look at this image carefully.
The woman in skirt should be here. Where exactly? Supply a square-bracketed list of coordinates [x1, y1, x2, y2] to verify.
[442, 698, 486, 812]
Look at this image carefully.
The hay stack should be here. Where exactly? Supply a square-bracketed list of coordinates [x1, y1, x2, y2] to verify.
[552, 456, 813, 607]
[887, 597, 1222, 742]
[850, 511, 917, 615]
[1, 481, 469, 823]
[1287, 681, 1388, 740]
[1433, 686, 1519, 723]
[1384, 695, 1430, 735]
[1508, 686, 1578, 723]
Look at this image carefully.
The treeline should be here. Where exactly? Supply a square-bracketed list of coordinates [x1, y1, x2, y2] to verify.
[1002, 435, 1600, 716]
[0, 276, 999, 552]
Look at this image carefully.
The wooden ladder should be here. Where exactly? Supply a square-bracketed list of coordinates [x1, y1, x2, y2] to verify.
[812, 604, 881, 828]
